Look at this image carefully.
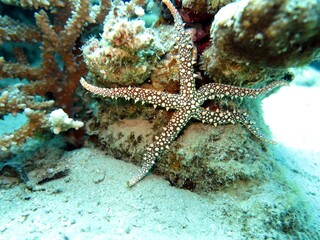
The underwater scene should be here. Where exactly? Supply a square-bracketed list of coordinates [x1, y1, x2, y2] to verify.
[0, 0, 319, 239]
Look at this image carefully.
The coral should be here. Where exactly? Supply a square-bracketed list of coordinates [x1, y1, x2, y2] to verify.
[0, 0, 64, 9]
[179, 0, 209, 22]
[0, 87, 83, 154]
[48, 108, 84, 134]
[0, 88, 53, 117]
[81, 0, 287, 187]
[0, 108, 46, 152]
[81, 0, 319, 191]
[0, 0, 98, 160]
[206, 0, 235, 14]
[0, 87, 53, 152]
[1, 0, 94, 114]
[82, 0, 175, 86]
[0, 16, 42, 45]
[201, 0, 320, 86]
[176, 0, 234, 20]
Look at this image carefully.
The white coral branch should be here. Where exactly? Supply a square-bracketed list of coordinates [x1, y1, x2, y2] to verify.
[48, 109, 84, 134]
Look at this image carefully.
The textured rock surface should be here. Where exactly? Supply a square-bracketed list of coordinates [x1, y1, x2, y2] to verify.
[81, 0, 294, 192]
[201, 0, 320, 85]
[83, 93, 274, 193]
[83, 1, 174, 86]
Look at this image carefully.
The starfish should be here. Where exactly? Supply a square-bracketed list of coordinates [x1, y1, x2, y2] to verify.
[80, 0, 288, 187]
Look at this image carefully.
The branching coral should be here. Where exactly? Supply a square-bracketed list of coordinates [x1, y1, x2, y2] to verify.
[0, 0, 98, 112]
[1, 0, 64, 9]
[0, 0, 98, 158]
[0, 88, 54, 152]
[0, 87, 83, 156]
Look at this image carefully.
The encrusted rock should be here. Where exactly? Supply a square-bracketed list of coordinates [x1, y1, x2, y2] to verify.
[201, 0, 320, 86]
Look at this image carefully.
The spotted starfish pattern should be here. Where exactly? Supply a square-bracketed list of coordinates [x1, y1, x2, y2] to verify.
[81, 0, 288, 187]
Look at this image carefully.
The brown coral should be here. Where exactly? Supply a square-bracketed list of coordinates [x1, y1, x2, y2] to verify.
[0, 0, 95, 157]
[201, 0, 320, 86]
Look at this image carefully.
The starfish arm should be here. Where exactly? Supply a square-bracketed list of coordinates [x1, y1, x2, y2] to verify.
[163, 0, 197, 96]
[196, 107, 275, 144]
[80, 78, 183, 109]
[127, 110, 191, 187]
[198, 80, 289, 101]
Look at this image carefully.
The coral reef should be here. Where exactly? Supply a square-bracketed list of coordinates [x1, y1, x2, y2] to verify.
[201, 0, 320, 86]
[1, 0, 320, 238]
[1, 0, 319, 192]
[83, 0, 175, 86]
[81, 0, 318, 193]
[81, 0, 288, 187]
[0, 0, 96, 164]
[0, 87, 83, 152]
